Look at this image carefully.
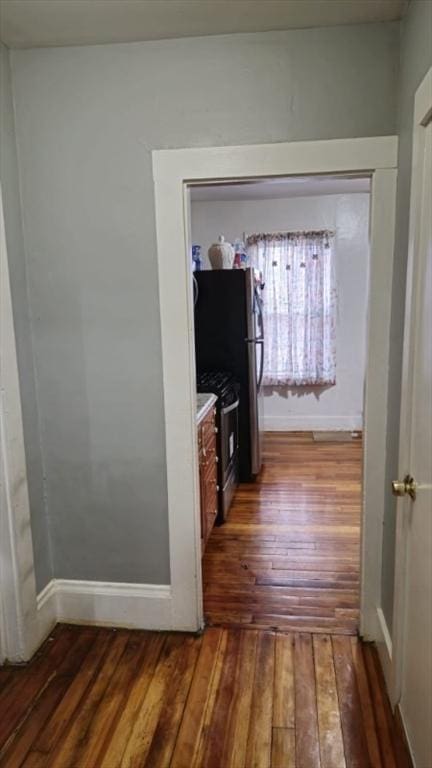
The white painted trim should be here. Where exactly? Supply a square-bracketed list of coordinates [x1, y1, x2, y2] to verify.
[376, 607, 393, 700]
[152, 136, 398, 635]
[155, 136, 397, 181]
[360, 167, 397, 640]
[398, 704, 417, 768]
[35, 581, 57, 638]
[263, 415, 363, 431]
[391, 67, 432, 708]
[0, 186, 42, 662]
[37, 580, 173, 631]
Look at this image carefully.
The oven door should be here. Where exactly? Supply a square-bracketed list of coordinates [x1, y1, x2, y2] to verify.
[220, 398, 239, 485]
[218, 397, 239, 522]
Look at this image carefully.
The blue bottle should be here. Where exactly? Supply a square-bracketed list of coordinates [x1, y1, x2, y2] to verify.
[192, 245, 202, 271]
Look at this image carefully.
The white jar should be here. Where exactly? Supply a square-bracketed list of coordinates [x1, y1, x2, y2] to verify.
[208, 235, 234, 270]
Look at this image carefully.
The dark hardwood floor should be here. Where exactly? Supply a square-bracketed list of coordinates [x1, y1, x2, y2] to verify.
[203, 431, 362, 633]
[0, 432, 411, 767]
[0, 623, 411, 767]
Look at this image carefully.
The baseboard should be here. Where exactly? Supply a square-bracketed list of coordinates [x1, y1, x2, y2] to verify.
[263, 415, 363, 431]
[37, 579, 173, 631]
[373, 617, 415, 768]
[376, 606, 394, 702]
[396, 705, 416, 768]
[36, 579, 58, 637]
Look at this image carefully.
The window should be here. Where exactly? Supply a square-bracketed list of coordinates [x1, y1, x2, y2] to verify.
[247, 230, 336, 386]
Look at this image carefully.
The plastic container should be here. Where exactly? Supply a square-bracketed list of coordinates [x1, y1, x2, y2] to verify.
[192, 245, 202, 271]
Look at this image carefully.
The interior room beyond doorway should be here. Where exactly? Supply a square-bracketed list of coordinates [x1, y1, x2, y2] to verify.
[190, 174, 370, 633]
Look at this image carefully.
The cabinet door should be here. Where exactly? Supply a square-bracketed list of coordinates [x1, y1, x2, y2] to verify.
[202, 409, 217, 448]
[198, 408, 218, 551]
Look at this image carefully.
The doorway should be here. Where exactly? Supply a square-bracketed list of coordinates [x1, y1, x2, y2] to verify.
[152, 136, 397, 638]
[190, 175, 369, 633]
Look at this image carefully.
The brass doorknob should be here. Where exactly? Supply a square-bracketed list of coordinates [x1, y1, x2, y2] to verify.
[392, 474, 417, 501]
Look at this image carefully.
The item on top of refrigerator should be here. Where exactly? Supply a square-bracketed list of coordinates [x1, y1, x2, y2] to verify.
[233, 251, 242, 269]
[208, 235, 234, 270]
[192, 244, 202, 271]
[233, 238, 249, 270]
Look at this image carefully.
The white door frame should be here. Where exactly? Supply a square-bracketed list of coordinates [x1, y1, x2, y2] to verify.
[153, 136, 398, 635]
[390, 67, 432, 707]
[0, 186, 40, 662]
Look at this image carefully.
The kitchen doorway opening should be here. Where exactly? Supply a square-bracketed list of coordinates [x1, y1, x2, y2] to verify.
[152, 136, 397, 640]
[189, 175, 369, 634]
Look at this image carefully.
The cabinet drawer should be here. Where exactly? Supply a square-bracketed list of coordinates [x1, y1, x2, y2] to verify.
[201, 409, 217, 448]
[200, 442, 217, 470]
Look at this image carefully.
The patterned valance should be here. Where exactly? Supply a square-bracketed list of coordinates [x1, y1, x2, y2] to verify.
[246, 229, 334, 247]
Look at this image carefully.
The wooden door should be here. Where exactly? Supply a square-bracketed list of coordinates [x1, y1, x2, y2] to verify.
[392, 69, 432, 767]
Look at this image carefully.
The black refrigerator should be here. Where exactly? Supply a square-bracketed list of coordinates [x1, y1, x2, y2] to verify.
[194, 268, 264, 482]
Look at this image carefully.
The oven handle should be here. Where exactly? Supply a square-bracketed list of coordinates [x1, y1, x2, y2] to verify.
[221, 398, 240, 416]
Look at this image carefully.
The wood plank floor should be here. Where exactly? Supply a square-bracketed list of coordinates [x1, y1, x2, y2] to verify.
[203, 432, 362, 633]
[0, 432, 408, 767]
[0, 623, 411, 767]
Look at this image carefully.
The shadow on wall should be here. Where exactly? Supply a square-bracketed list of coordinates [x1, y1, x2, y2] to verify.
[263, 384, 334, 401]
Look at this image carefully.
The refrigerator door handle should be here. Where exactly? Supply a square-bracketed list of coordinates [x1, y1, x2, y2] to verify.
[245, 339, 264, 386]
[254, 287, 265, 389]
[257, 339, 264, 390]
[245, 268, 262, 477]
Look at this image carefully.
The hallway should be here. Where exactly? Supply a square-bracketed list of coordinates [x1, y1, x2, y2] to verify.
[203, 432, 362, 633]
[0, 623, 411, 767]
[0, 435, 411, 767]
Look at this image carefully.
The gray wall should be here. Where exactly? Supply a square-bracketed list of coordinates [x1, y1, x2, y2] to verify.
[381, 0, 432, 632]
[8, 23, 399, 587]
[0, 43, 53, 591]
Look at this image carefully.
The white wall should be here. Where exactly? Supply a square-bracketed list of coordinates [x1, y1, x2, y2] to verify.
[191, 193, 370, 431]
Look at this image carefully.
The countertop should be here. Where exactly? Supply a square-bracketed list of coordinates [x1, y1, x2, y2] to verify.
[196, 393, 217, 425]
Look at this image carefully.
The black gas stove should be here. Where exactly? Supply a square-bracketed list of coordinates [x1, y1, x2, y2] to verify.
[197, 372, 239, 523]
[197, 372, 239, 408]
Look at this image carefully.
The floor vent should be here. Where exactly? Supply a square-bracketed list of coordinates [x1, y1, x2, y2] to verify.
[312, 431, 362, 442]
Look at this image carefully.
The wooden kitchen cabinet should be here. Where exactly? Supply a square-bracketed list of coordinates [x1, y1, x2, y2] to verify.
[198, 407, 218, 552]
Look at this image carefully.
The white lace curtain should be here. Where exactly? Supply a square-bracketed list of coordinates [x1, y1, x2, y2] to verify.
[247, 230, 337, 387]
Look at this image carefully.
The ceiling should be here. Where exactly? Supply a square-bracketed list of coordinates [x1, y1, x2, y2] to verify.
[0, 0, 408, 49]
[190, 176, 371, 202]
